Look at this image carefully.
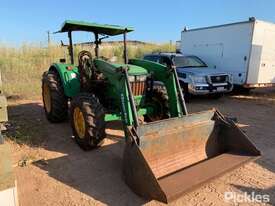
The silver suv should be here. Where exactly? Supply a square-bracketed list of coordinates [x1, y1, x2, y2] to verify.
[143, 53, 233, 99]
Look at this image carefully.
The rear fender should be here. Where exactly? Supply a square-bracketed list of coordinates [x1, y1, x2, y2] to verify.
[49, 63, 80, 97]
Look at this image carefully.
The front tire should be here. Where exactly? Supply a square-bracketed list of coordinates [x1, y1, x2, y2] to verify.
[182, 83, 191, 102]
[42, 70, 68, 122]
[70, 93, 106, 150]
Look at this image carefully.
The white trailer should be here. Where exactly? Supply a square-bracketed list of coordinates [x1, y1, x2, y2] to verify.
[181, 18, 275, 88]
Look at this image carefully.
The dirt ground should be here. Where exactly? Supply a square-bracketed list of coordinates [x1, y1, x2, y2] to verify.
[5, 88, 275, 206]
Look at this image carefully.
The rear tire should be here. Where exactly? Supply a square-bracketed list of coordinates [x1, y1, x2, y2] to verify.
[182, 83, 191, 102]
[70, 93, 106, 150]
[240, 88, 252, 94]
[42, 70, 68, 122]
[233, 86, 253, 94]
[144, 88, 169, 122]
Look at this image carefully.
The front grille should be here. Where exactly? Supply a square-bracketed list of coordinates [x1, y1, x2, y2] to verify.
[210, 75, 228, 83]
[130, 81, 146, 96]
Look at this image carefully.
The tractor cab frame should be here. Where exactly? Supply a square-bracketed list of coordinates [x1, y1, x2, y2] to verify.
[56, 20, 134, 65]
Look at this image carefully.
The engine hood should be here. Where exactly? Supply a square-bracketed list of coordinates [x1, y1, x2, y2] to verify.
[127, 64, 148, 75]
[94, 59, 148, 76]
[112, 63, 148, 75]
[177, 67, 228, 76]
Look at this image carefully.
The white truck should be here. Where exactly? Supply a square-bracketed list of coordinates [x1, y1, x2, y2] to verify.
[181, 17, 275, 90]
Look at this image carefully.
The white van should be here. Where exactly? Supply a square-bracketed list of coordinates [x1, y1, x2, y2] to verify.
[181, 17, 275, 89]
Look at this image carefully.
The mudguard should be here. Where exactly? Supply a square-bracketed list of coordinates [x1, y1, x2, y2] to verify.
[49, 63, 80, 97]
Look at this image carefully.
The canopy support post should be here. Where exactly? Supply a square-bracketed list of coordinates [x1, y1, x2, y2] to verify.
[68, 31, 74, 64]
[123, 30, 128, 64]
[94, 33, 99, 58]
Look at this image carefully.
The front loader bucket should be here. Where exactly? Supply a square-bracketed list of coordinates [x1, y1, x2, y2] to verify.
[123, 110, 261, 203]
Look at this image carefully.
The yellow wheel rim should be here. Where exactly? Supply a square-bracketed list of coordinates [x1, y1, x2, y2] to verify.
[73, 107, 86, 139]
[43, 83, 51, 113]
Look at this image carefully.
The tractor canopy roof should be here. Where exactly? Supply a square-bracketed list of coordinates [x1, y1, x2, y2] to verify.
[57, 20, 134, 36]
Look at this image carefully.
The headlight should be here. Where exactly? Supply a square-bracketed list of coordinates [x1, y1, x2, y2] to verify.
[128, 75, 147, 82]
[128, 75, 135, 82]
[191, 76, 207, 84]
[136, 75, 147, 81]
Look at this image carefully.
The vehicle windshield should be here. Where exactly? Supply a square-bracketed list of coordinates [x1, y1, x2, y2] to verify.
[174, 56, 207, 68]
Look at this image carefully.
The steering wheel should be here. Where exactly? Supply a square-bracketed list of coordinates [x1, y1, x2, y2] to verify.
[78, 51, 94, 88]
[78, 50, 93, 68]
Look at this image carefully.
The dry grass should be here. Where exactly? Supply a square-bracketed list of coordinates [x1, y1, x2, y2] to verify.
[0, 42, 175, 99]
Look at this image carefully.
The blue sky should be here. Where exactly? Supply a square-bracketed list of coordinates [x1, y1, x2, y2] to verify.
[0, 0, 275, 46]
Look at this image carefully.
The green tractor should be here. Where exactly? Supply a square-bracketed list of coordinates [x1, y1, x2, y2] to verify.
[42, 20, 260, 203]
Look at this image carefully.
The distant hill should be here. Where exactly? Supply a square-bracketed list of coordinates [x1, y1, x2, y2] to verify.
[73, 40, 154, 47]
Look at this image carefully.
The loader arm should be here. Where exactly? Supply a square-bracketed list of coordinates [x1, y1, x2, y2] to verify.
[124, 59, 260, 204]
[129, 59, 184, 117]
[93, 59, 148, 127]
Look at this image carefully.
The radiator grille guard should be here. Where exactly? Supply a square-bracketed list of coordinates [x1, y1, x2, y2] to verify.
[130, 81, 146, 96]
[210, 75, 228, 83]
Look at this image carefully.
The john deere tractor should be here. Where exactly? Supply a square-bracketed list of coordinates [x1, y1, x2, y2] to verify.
[42, 20, 260, 203]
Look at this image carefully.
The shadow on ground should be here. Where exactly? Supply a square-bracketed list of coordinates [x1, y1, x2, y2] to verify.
[33, 142, 147, 206]
[6, 98, 275, 205]
[7, 101, 147, 206]
[232, 184, 275, 205]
